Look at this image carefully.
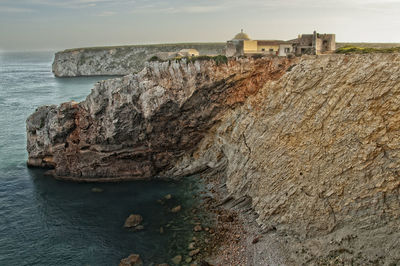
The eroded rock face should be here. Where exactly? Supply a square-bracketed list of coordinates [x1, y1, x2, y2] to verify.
[27, 57, 294, 180]
[174, 53, 400, 263]
[214, 54, 400, 236]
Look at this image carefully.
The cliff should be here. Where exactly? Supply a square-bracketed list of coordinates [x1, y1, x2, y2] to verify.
[29, 57, 293, 180]
[28, 54, 400, 263]
[52, 43, 226, 77]
[180, 54, 400, 264]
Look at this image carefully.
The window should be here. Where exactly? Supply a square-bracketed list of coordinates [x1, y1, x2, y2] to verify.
[269, 48, 274, 52]
[284, 48, 290, 53]
[261, 48, 265, 52]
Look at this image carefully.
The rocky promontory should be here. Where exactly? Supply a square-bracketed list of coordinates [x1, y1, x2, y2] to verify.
[28, 56, 293, 180]
[28, 53, 400, 264]
[52, 43, 225, 77]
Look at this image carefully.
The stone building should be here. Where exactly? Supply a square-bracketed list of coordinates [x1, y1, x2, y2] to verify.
[292, 31, 336, 55]
[226, 30, 335, 57]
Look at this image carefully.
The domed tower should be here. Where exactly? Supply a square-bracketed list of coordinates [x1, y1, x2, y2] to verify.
[233, 29, 251, 41]
[226, 29, 251, 57]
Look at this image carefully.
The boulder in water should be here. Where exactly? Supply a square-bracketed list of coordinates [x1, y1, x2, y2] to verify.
[124, 214, 143, 228]
[171, 205, 182, 213]
[119, 254, 143, 266]
[171, 255, 182, 265]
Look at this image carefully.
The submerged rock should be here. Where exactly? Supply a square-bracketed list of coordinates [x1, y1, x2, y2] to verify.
[91, 187, 103, 193]
[189, 248, 200, 257]
[119, 254, 143, 266]
[164, 194, 172, 200]
[193, 225, 202, 232]
[124, 214, 143, 228]
[171, 205, 182, 213]
[134, 225, 144, 231]
[171, 255, 182, 265]
[188, 242, 196, 250]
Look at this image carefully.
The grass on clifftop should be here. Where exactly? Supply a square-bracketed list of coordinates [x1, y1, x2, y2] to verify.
[150, 55, 229, 66]
[336, 45, 400, 54]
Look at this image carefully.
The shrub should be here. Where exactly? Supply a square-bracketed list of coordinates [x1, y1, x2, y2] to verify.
[251, 54, 264, 59]
[169, 55, 229, 66]
[148, 55, 161, 62]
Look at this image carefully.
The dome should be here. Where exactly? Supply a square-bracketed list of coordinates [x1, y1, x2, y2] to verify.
[233, 30, 250, 40]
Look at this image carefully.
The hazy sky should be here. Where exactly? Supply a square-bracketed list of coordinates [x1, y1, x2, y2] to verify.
[1, 0, 400, 51]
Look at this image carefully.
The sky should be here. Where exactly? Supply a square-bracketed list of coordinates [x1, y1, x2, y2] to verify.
[0, 0, 400, 51]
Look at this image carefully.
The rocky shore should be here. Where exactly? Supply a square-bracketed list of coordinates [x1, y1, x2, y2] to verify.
[28, 54, 400, 264]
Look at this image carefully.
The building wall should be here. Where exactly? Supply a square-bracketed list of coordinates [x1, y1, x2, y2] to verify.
[226, 40, 244, 57]
[278, 44, 293, 56]
[257, 44, 280, 53]
[298, 34, 314, 46]
[315, 38, 323, 54]
[243, 40, 258, 53]
[296, 33, 336, 55]
[320, 34, 336, 53]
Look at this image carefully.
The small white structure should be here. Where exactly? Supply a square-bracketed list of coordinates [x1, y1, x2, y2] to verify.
[278, 44, 294, 56]
[178, 49, 200, 57]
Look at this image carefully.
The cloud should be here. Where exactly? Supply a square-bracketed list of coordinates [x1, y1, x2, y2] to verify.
[28, 0, 114, 8]
[96, 11, 116, 16]
[131, 4, 224, 14]
[0, 7, 35, 13]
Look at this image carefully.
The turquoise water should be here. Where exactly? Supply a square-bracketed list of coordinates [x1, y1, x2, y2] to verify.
[0, 52, 202, 265]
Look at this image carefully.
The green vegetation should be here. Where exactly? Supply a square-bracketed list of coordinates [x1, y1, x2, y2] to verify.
[148, 55, 160, 62]
[336, 45, 400, 54]
[336, 42, 400, 49]
[175, 55, 228, 66]
[251, 54, 264, 59]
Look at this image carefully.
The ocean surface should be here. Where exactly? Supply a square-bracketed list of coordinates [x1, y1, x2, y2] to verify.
[0, 51, 205, 265]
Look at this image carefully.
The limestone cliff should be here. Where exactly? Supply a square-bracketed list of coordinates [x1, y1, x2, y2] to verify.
[28, 54, 400, 263]
[52, 43, 226, 77]
[172, 53, 400, 264]
[28, 57, 293, 180]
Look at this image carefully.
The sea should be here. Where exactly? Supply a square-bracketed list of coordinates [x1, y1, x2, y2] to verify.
[0, 51, 206, 265]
